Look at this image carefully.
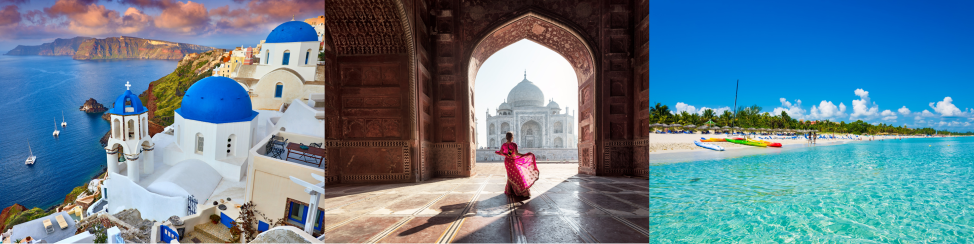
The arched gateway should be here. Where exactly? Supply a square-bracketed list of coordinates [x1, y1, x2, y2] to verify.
[325, 0, 649, 183]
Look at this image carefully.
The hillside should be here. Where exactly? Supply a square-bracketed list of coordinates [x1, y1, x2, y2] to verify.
[73, 36, 216, 60]
[138, 49, 227, 126]
[4, 37, 93, 56]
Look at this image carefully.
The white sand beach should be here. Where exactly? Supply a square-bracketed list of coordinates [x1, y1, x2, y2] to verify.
[649, 132, 933, 155]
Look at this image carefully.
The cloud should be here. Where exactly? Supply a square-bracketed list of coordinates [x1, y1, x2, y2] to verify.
[117, 0, 176, 9]
[674, 102, 697, 115]
[210, 0, 323, 34]
[850, 88, 880, 120]
[881, 109, 897, 121]
[0, 0, 29, 4]
[0, 5, 21, 26]
[43, 0, 98, 17]
[154, 1, 210, 34]
[36, 0, 152, 36]
[808, 100, 846, 120]
[929, 97, 965, 117]
[898, 106, 911, 115]
[772, 98, 806, 119]
[698, 106, 731, 115]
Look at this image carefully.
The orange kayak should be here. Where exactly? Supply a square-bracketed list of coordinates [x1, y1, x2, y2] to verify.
[700, 137, 726, 142]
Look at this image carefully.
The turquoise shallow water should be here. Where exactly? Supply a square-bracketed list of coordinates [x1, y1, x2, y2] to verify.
[651, 137, 974, 243]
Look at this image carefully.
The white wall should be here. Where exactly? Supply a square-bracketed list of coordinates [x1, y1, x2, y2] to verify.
[172, 112, 256, 181]
[105, 172, 187, 221]
[253, 41, 320, 80]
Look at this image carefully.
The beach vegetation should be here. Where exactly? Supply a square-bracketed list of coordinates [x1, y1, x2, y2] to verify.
[650, 102, 974, 135]
[3, 207, 52, 232]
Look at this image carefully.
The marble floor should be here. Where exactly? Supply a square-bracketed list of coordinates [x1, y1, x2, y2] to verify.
[323, 162, 648, 243]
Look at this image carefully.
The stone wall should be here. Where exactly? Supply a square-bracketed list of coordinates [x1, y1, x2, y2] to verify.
[475, 148, 578, 162]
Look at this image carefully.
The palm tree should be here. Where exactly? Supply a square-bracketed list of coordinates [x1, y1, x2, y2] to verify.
[650, 103, 672, 123]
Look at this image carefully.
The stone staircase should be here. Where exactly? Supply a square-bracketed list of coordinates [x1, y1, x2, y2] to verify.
[184, 222, 232, 243]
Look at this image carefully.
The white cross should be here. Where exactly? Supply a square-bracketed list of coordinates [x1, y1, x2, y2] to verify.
[125, 81, 131, 90]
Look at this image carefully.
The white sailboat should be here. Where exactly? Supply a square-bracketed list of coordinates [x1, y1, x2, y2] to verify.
[25, 139, 35, 165]
[53, 117, 60, 137]
[61, 111, 67, 127]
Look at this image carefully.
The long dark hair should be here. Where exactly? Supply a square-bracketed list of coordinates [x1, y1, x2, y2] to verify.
[506, 131, 513, 142]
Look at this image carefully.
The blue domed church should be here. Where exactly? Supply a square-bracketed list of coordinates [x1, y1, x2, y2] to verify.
[234, 19, 323, 111]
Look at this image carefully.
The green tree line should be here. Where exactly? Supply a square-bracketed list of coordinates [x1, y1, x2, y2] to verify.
[650, 103, 974, 136]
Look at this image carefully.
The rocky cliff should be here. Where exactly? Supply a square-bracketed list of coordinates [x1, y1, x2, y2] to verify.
[4, 37, 93, 56]
[73, 36, 216, 60]
[0, 203, 26, 232]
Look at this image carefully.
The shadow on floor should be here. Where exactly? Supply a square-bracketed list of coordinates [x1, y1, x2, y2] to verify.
[397, 203, 467, 236]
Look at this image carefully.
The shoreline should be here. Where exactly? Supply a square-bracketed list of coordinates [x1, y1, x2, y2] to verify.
[649, 133, 956, 165]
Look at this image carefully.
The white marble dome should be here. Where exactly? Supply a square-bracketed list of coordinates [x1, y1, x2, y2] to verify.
[498, 100, 512, 111]
[547, 100, 560, 109]
[506, 77, 544, 107]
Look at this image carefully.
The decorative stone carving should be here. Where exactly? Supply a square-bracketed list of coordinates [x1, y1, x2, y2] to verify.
[326, 0, 408, 55]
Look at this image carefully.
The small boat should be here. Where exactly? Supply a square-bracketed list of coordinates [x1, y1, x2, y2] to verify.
[53, 117, 60, 137]
[26, 139, 36, 165]
[694, 141, 724, 151]
[61, 111, 67, 127]
[726, 138, 767, 147]
[746, 138, 782, 147]
[700, 137, 726, 142]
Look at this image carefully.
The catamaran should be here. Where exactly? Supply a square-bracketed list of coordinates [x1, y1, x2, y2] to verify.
[53, 117, 60, 137]
[25, 139, 35, 165]
[61, 111, 67, 127]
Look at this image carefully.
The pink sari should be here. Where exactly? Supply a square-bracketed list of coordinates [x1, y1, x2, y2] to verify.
[496, 142, 539, 197]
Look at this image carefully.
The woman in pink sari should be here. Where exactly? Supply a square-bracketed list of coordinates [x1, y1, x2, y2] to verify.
[494, 132, 540, 198]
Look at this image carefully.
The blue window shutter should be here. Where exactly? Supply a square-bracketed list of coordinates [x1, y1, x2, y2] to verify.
[283, 53, 290, 65]
[275, 84, 283, 98]
[305, 52, 310, 64]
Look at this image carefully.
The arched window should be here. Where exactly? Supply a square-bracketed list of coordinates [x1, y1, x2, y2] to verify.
[305, 49, 312, 65]
[127, 119, 135, 139]
[143, 117, 148, 137]
[227, 134, 236, 157]
[489, 124, 496, 135]
[554, 122, 563, 133]
[195, 133, 204, 154]
[265, 50, 270, 64]
[282, 50, 291, 65]
[113, 118, 121, 138]
[275, 82, 284, 98]
[490, 139, 496, 148]
[501, 122, 510, 134]
[554, 137, 564, 148]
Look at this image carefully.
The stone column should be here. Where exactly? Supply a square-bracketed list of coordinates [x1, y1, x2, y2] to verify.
[142, 144, 154, 175]
[126, 154, 141, 183]
[106, 148, 119, 174]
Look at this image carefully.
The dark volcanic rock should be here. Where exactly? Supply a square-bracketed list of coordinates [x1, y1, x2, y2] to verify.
[80, 98, 108, 113]
[5, 37, 93, 56]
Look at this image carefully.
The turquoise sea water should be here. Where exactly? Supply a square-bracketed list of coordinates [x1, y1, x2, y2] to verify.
[651, 137, 974, 243]
[0, 55, 176, 210]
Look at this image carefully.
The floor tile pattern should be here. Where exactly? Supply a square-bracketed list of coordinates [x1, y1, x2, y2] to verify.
[324, 162, 648, 243]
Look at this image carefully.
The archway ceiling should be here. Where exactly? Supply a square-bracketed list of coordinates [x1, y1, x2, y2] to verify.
[325, 0, 407, 55]
[471, 15, 595, 83]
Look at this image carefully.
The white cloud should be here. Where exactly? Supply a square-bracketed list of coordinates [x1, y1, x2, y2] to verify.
[698, 106, 731, 115]
[921, 110, 937, 117]
[772, 98, 806, 119]
[674, 102, 697, 115]
[929, 97, 965, 117]
[850, 88, 880, 120]
[898, 106, 911, 115]
[881, 109, 897, 121]
[808, 100, 847, 120]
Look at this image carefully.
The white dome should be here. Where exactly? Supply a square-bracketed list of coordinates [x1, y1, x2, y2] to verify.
[506, 76, 544, 107]
[547, 100, 560, 109]
[498, 101, 512, 111]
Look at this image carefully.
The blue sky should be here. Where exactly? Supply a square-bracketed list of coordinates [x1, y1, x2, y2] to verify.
[650, 1, 974, 130]
[475, 40, 578, 146]
[0, 0, 324, 51]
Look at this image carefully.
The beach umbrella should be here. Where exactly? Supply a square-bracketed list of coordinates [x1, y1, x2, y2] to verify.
[705, 120, 717, 126]
[670, 123, 682, 128]
[685, 125, 697, 129]
[698, 126, 709, 130]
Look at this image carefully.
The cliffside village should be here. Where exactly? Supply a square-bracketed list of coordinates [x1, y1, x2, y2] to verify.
[1, 16, 326, 244]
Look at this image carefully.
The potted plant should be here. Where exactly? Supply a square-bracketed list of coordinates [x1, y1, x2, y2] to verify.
[209, 214, 221, 224]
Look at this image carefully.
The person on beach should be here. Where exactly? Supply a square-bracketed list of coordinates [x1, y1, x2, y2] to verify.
[494, 131, 540, 198]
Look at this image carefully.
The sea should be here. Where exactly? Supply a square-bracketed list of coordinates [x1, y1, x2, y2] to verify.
[0, 55, 177, 210]
[651, 137, 974, 242]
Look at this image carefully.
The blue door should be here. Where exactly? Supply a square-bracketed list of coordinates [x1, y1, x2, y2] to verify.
[282, 52, 290, 65]
[275, 84, 283, 98]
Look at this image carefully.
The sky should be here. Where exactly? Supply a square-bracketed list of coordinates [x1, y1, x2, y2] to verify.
[650, 1, 974, 131]
[474, 39, 578, 146]
[0, 0, 324, 51]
